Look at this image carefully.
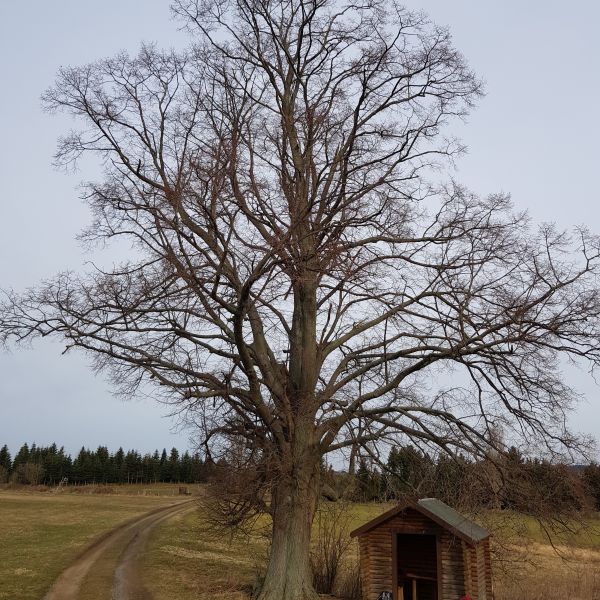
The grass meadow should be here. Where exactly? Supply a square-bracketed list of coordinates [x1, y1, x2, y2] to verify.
[0, 484, 190, 600]
[140, 502, 386, 600]
[2, 485, 600, 599]
[140, 501, 600, 600]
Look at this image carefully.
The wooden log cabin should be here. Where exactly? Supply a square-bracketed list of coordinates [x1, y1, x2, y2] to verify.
[350, 498, 493, 600]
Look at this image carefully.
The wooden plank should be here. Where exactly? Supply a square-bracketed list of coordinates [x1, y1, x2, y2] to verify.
[392, 530, 398, 600]
[357, 505, 492, 600]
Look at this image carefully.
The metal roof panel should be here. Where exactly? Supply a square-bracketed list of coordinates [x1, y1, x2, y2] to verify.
[350, 497, 490, 544]
[416, 498, 490, 543]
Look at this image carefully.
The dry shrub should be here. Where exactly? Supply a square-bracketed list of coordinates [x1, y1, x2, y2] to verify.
[4, 481, 49, 492]
[311, 501, 352, 595]
[93, 485, 117, 494]
[69, 484, 117, 494]
[198, 444, 272, 537]
[497, 571, 600, 600]
[335, 554, 363, 600]
[250, 563, 267, 599]
[10, 462, 45, 485]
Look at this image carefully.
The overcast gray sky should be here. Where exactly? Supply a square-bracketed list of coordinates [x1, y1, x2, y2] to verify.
[1, 1, 599, 457]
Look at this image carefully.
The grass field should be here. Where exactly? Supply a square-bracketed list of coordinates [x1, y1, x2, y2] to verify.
[141, 505, 265, 600]
[0, 484, 192, 600]
[495, 543, 600, 599]
[470, 509, 600, 597]
[140, 501, 385, 600]
[140, 501, 600, 600]
[3, 485, 600, 600]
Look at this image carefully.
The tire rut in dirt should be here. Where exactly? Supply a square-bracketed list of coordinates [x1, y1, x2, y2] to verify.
[112, 503, 195, 600]
[43, 501, 194, 600]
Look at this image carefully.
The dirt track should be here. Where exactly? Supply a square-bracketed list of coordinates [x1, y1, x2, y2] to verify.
[43, 500, 194, 600]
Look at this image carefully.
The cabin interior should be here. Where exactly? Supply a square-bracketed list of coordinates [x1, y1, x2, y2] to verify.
[394, 533, 439, 600]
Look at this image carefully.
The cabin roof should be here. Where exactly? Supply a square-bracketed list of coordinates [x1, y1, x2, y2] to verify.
[350, 497, 490, 544]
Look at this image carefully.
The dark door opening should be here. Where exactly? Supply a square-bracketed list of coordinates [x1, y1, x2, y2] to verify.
[395, 533, 438, 600]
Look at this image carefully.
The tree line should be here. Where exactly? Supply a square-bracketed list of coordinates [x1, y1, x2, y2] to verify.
[343, 446, 600, 515]
[3, 440, 600, 518]
[0, 443, 213, 486]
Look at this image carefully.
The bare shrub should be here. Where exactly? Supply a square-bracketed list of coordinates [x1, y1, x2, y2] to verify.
[335, 554, 363, 600]
[10, 462, 44, 485]
[310, 502, 352, 595]
[250, 563, 267, 599]
[198, 445, 271, 537]
[88, 485, 117, 494]
[65, 484, 117, 495]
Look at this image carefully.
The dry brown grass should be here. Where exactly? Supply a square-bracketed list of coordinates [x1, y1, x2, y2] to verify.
[495, 543, 600, 600]
[140, 506, 267, 600]
[142, 503, 600, 600]
[0, 489, 177, 600]
[4, 487, 599, 600]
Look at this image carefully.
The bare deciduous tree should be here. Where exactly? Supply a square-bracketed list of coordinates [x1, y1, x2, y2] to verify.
[2, 1, 600, 598]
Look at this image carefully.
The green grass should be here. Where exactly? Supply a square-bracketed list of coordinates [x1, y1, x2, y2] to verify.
[4, 486, 600, 600]
[0, 489, 177, 600]
[140, 505, 267, 600]
[140, 500, 390, 600]
[140, 500, 600, 600]
[475, 508, 600, 550]
[24, 482, 205, 497]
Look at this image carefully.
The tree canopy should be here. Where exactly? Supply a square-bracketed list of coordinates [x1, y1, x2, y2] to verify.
[2, 1, 600, 598]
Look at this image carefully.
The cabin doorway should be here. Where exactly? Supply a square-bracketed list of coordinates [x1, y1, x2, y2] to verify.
[394, 533, 439, 600]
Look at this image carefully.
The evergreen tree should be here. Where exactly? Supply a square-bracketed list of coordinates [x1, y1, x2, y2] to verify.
[432, 454, 466, 506]
[150, 450, 161, 483]
[94, 446, 109, 482]
[41, 443, 67, 484]
[159, 449, 169, 482]
[124, 450, 142, 483]
[141, 450, 153, 483]
[114, 447, 125, 483]
[356, 459, 381, 501]
[13, 443, 30, 471]
[168, 448, 180, 482]
[56, 446, 72, 482]
[583, 463, 600, 511]
[180, 451, 192, 483]
[387, 445, 430, 498]
[73, 447, 91, 483]
[0, 445, 12, 474]
[2, 442, 197, 486]
[29, 443, 39, 463]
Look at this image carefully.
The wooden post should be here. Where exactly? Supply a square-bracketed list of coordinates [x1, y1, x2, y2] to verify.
[392, 531, 398, 600]
[412, 578, 417, 600]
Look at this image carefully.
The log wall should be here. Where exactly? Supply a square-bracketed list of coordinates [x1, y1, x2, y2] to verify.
[357, 507, 494, 600]
[440, 533, 465, 599]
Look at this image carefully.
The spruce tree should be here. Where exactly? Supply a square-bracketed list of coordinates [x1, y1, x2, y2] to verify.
[0, 445, 11, 474]
[13, 443, 30, 471]
[159, 449, 169, 482]
[114, 447, 125, 483]
[168, 448, 180, 483]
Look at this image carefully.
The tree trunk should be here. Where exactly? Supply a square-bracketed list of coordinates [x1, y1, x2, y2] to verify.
[257, 460, 320, 600]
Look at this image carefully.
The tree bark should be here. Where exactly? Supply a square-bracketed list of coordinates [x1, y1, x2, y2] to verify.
[257, 457, 320, 600]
